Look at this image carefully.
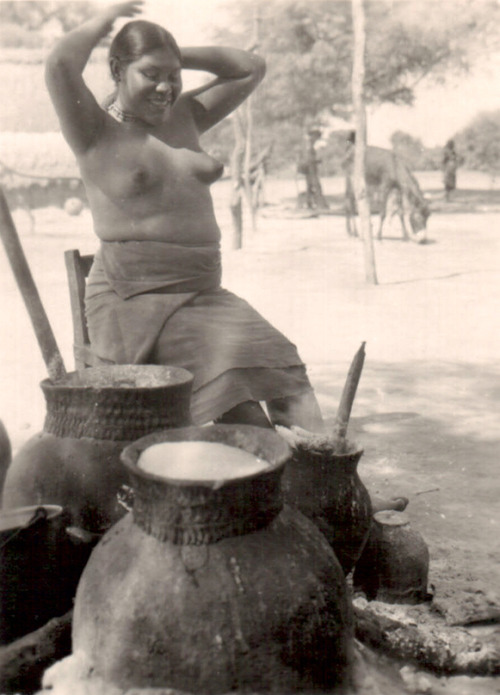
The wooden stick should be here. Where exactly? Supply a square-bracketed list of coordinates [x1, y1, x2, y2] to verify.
[354, 598, 500, 676]
[0, 610, 72, 694]
[0, 186, 67, 382]
[415, 487, 440, 496]
[333, 341, 366, 445]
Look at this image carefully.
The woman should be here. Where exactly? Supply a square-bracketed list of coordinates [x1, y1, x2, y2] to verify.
[46, 1, 324, 431]
[442, 139, 460, 201]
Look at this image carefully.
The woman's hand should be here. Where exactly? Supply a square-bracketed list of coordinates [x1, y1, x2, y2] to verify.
[102, 1, 144, 27]
[46, 0, 144, 155]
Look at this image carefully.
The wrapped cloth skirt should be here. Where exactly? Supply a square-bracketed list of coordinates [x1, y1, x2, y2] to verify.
[85, 244, 314, 425]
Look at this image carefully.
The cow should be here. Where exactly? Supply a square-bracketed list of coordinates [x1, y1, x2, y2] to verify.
[343, 144, 431, 243]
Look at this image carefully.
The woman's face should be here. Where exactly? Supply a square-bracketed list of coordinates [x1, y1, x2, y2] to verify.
[116, 48, 182, 126]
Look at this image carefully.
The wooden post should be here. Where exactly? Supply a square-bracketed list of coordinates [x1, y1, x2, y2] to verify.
[351, 0, 378, 285]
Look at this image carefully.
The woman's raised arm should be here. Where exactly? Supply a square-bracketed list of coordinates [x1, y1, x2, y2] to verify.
[181, 47, 266, 133]
[45, 1, 142, 154]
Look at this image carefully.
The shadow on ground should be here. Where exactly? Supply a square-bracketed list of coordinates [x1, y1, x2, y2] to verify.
[310, 360, 500, 592]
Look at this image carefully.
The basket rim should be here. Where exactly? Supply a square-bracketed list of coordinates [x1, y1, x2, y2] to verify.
[40, 365, 194, 392]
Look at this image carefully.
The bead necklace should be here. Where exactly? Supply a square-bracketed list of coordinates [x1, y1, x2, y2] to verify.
[107, 102, 144, 124]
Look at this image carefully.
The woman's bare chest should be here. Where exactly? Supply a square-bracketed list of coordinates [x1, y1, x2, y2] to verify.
[81, 129, 223, 201]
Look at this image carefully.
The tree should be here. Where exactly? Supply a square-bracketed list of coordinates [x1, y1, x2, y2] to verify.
[390, 131, 427, 170]
[455, 110, 500, 182]
[0, 1, 96, 34]
[214, 0, 500, 165]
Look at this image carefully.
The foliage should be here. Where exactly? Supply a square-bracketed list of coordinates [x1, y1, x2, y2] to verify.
[217, 0, 499, 116]
[213, 0, 500, 168]
[390, 131, 439, 171]
[454, 110, 500, 176]
[0, 1, 97, 39]
[0, 22, 45, 49]
[200, 119, 234, 167]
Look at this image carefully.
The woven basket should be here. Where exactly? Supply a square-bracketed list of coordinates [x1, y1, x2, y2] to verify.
[42, 365, 193, 441]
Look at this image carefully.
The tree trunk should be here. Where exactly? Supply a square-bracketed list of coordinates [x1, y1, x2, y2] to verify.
[241, 6, 261, 235]
[243, 98, 257, 233]
[229, 115, 245, 250]
[351, 0, 378, 285]
[229, 9, 262, 246]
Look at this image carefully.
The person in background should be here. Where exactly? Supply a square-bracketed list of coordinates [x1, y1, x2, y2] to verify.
[442, 139, 461, 201]
[297, 127, 329, 210]
[45, 1, 324, 432]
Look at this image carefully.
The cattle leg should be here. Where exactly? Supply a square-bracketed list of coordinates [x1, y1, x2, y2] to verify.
[346, 208, 358, 237]
[376, 187, 390, 240]
[399, 214, 411, 240]
[394, 188, 410, 241]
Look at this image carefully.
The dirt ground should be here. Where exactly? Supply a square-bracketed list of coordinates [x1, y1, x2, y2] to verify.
[0, 171, 499, 691]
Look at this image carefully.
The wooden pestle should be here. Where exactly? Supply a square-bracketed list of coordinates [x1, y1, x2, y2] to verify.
[276, 342, 367, 454]
[0, 186, 67, 382]
[332, 341, 366, 452]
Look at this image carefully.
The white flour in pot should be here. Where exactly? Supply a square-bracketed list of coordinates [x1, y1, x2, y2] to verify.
[138, 441, 269, 481]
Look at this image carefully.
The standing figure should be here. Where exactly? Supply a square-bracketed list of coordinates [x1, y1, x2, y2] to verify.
[45, 1, 324, 432]
[297, 128, 329, 210]
[442, 139, 460, 201]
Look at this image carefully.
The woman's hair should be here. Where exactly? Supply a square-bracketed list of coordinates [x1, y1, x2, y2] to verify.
[108, 20, 181, 83]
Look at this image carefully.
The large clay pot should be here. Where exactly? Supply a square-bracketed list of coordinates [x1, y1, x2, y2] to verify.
[73, 425, 353, 693]
[353, 510, 430, 604]
[1, 365, 193, 533]
[281, 442, 372, 575]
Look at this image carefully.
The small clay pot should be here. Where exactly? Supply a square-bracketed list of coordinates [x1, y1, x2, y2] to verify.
[281, 442, 372, 575]
[353, 510, 430, 604]
[73, 425, 353, 693]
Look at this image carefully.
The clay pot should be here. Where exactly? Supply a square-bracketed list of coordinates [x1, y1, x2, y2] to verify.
[0, 366, 192, 642]
[353, 510, 430, 604]
[73, 425, 353, 693]
[0, 505, 72, 644]
[281, 442, 372, 575]
[2, 365, 193, 533]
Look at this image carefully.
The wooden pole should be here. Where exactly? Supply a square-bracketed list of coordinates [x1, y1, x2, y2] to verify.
[351, 0, 378, 285]
[0, 186, 67, 381]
